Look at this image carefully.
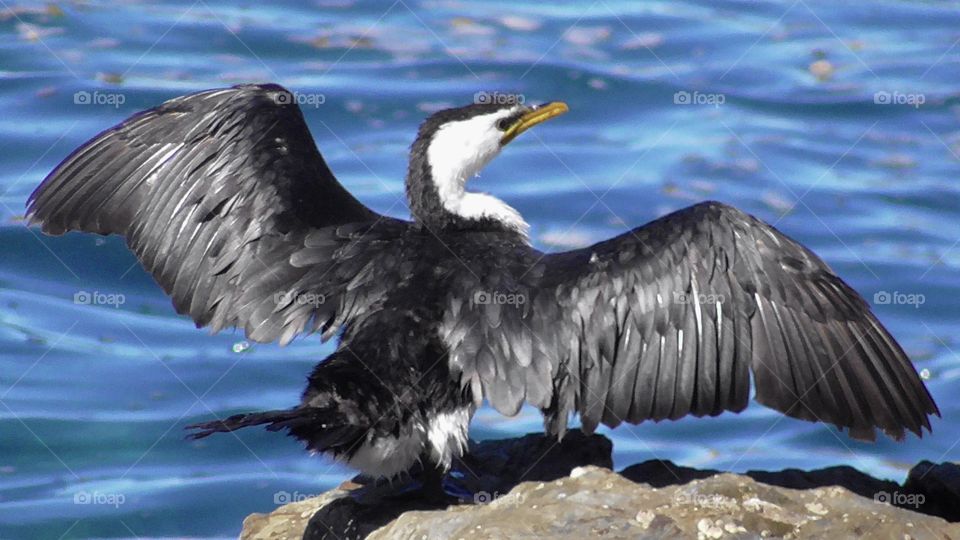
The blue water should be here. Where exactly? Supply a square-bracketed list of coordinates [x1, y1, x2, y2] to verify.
[1, 0, 959, 537]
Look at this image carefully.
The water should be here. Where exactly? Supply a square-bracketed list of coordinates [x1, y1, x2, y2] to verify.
[1, 0, 959, 537]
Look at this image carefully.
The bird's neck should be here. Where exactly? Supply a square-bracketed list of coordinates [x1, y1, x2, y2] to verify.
[437, 182, 529, 236]
[405, 151, 530, 240]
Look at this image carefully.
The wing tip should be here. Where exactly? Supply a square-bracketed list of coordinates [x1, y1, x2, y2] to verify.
[23, 205, 68, 236]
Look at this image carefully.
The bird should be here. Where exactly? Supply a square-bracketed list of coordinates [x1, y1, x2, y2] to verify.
[28, 83, 939, 497]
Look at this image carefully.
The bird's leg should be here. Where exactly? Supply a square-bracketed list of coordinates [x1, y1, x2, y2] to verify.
[415, 463, 451, 503]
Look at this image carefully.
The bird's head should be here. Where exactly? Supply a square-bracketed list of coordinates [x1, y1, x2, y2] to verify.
[405, 99, 568, 239]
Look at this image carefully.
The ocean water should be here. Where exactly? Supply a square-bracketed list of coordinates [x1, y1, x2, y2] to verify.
[1, 0, 959, 537]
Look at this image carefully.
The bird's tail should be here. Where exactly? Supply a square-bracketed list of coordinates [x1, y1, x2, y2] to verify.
[185, 406, 368, 454]
[186, 409, 304, 439]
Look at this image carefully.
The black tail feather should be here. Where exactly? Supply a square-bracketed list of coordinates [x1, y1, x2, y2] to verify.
[185, 407, 368, 454]
[185, 409, 304, 440]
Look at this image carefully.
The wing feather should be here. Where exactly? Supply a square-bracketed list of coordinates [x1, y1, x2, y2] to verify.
[29, 83, 406, 345]
[441, 201, 938, 441]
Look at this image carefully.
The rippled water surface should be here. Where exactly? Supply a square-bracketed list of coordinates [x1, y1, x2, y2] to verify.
[1, 1, 959, 538]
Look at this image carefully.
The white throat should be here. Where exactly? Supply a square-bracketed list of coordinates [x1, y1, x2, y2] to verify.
[425, 111, 530, 239]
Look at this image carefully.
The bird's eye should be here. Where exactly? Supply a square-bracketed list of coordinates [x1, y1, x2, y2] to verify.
[496, 118, 511, 131]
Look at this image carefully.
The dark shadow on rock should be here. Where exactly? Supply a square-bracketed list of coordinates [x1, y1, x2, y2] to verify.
[621, 458, 960, 523]
[303, 430, 613, 540]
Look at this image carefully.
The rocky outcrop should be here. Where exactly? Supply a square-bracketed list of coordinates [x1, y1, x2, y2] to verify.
[240, 431, 960, 540]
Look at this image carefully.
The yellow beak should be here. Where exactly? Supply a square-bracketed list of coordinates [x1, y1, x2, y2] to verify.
[500, 102, 569, 145]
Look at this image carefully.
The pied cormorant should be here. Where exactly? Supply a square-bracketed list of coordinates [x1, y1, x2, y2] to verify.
[28, 84, 938, 491]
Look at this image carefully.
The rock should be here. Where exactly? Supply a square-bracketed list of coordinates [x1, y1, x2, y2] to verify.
[241, 489, 346, 540]
[243, 431, 611, 540]
[621, 460, 902, 501]
[240, 431, 960, 540]
[904, 460, 960, 522]
[620, 458, 718, 487]
[743, 465, 899, 501]
[462, 429, 613, 493]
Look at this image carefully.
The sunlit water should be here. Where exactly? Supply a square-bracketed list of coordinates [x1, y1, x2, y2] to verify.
[1, 1, 959, 537]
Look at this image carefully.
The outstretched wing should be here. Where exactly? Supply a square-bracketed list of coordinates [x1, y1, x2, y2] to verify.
[442, 202, 938, 441]
[28, 83, 407, 345]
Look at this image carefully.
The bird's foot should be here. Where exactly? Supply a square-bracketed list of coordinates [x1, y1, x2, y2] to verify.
[346, 465, 467, 508]
[413, 464, 471, 506]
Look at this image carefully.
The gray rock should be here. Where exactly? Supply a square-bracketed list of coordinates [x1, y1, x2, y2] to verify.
[371, 467, 959, 540]
[240, 431, 960, 540]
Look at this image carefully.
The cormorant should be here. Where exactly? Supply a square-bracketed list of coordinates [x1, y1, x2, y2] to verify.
[28, 84, 938, 490]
